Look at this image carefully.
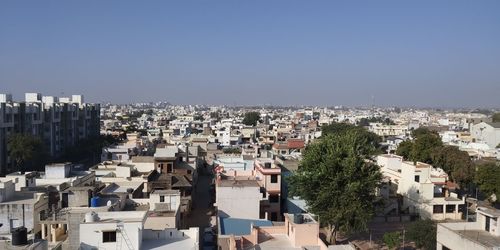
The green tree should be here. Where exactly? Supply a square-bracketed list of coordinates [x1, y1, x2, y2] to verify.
[406, 220, 436, 250]
[7, 133, 48, 173]
[409, 130, 443, 164]
[383, 231, 401, 249]
[321, 123, 381, 150]
[288, 131, 382, 244]
[395, 140, 413, 160]
[475, 162, 500, 203]
[194, 114, 204, 121]
[492, 113, 500, 122]
[431, 145, 474, 188]
[411, 127, 438, 138]
[222, 147, 241, 154]
[242, 111, 261, 126]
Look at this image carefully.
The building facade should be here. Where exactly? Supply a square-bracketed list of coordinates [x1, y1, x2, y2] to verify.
[0, 93, 100, 175]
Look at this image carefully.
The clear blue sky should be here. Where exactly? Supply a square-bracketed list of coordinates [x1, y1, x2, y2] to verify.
[1, 1, 499, 107]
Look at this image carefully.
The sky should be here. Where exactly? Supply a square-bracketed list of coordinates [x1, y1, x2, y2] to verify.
[1, 1, 499, 107]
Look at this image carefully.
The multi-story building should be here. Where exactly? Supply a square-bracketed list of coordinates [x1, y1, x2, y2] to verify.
[470, 122, 500, 149]
[215, 157, 282, 221]
[0, 93, 100, 175]
[437, 206, 500, 250]
[377, 154, 465, 220]
[254, 158, 282, 221]
[368, 122, 410, 137]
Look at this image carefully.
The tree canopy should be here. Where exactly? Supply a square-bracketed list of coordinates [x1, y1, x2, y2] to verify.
[395, 140, 413, 160]
[475, 162, 500, 204]
[321, 123, 381, 151]
[409, 129, 443, 164]
[383, 231, 401, 249]
[395, 128, 477, 189]
[431, 145, 474, 187]
[288, 129, 382, 244]
[242, 111, 261, 126]
[357, 117, 395, 127]
[492, 113, 500, 122]
[406, 219, 436, 250]
[7, 133, 48, 173]
[395, 128, 443, 164]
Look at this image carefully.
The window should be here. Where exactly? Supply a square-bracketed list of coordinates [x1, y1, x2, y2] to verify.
[270, 175, 278, 183]
[446, 205, 456, 213]
[271, 212, 278, 221]
[269, 195, 279, 203]
[160, 196, 165, 202]
[102, 231, 117, 242]
[414, 175, 420, 183]
[433, 205, 443, 214]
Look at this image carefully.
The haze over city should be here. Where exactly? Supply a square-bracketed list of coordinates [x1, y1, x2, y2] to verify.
[1, 1, 499, 107]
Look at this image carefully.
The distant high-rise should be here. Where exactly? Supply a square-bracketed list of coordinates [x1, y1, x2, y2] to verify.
[0, 93, 100, 175]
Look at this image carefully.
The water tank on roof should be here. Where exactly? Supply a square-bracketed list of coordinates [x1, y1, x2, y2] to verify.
[293, 214, 304, 224]
[90, 197, 100, 207]
[85, 212, 99, 222]
[11, 227, 27, 246]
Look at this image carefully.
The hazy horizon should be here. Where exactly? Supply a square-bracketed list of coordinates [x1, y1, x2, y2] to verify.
[1, 1, 499, 108]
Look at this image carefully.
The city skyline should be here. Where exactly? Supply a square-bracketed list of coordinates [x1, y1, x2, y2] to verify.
[1, 1, 500, 107]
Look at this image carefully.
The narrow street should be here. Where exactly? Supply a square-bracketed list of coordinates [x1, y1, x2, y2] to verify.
[186, 171, 215, 248]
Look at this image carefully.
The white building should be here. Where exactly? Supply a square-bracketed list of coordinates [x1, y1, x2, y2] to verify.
[377, 155, 465, 220]
[0, 179, 49, 235]
[368, 123, 410, 137]
[437, 206, 500, 250]
[215, 179, 261, 219]
[470, 122, 500, 149]
[79, 211, 199, 250]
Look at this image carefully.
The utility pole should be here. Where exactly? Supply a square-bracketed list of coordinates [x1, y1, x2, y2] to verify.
[402, 228, 405, 250]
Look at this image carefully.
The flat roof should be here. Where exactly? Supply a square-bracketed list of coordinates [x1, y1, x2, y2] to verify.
[254, 234, 298, 249]
[151, 190, 180, 195]
[142, 237, 197, 250]
[82, 211, 147, 223]
[220, 217, 273, 235]
[101, 182, 142, 193]
[217, 179, 260, 188]
[455, 230, 500, 248]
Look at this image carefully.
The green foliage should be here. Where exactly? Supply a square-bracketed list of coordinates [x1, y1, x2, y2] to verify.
[396, 128, 476, 189]
[210, 112, 219, 120]
[357, 117, 395, 127]
[383, 231, 401, 249]
[321, 123, 381, 153]
[475, 162, 500, 203]
[61, 135, 118, 163]
[395, 140, 413, 159]
[403, 128, 443, 164]
[194, 115, 204, 121]
[406, 220, 436, 250]
[492, 113, 500, 122]
[222, 147, 241, 154]
[7, 133, 48, 172]
[288, 130, 382, 243]
[431, 146, 474, 187]
[411, 127, 438, 138]
[242, 112, 261, 126]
